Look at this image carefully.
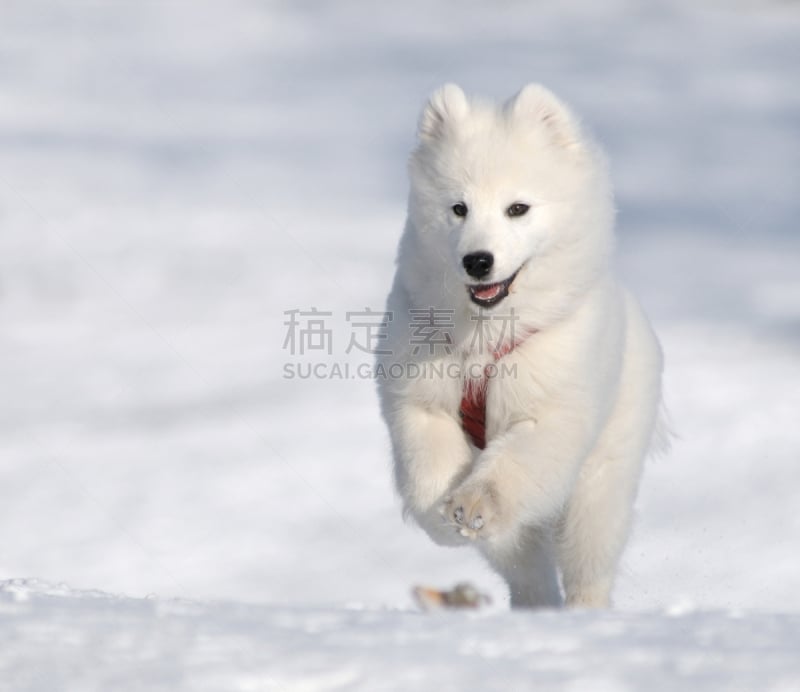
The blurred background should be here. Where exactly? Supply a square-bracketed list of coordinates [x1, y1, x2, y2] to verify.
[1, 0, 798, 610]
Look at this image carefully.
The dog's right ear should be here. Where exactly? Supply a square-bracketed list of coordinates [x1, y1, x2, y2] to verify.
[418, 84, 469, 142]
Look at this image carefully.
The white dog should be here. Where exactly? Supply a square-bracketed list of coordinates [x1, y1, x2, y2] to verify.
[377, 84, 666, 608]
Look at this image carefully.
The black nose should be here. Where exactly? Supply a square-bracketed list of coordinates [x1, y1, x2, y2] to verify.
[462, 251, 494, 279]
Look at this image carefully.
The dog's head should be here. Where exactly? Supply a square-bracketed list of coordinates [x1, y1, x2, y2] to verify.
[406, 84, 615, 323]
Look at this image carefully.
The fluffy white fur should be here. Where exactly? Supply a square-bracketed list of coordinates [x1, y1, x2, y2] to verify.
[377, 83, 666, 608]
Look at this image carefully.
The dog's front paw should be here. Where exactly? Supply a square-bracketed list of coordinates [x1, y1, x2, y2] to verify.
[440, 480, 502, 541]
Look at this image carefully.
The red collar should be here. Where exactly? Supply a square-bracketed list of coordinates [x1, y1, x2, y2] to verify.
[459, 332, 532, 450]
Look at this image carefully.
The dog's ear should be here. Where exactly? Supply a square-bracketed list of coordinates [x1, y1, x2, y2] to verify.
[418, 83, 469, 142]
[507, 84, 582, 149]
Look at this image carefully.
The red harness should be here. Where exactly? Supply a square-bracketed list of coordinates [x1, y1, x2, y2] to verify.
[459, 335, 530, 450]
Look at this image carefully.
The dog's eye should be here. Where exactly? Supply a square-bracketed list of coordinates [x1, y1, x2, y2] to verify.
[452, 202, 468, 218]
[506, 203, 530, 218]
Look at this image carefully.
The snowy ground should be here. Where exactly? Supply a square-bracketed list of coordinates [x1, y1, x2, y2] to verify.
[4, 580, 800, 692]
[1, 0, 799, 688]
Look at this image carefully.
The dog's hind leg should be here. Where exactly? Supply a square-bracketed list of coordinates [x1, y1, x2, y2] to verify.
[556, 429, 648, 608]
[483, 526, 563, 609]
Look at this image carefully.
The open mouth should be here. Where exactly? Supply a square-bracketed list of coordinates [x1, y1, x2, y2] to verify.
[467, 268, 521, 308]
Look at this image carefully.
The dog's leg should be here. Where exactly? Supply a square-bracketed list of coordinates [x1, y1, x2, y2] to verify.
[440, 412, 590, 543]
[483, 525, 562, 609]
[558, 308, 664, 608]
[556, 385, 658, 608]
[556, 448, 643, 608]
[390, 404, 475, 546]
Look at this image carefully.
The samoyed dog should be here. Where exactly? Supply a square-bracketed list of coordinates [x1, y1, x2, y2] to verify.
[377, 84, 666, 608]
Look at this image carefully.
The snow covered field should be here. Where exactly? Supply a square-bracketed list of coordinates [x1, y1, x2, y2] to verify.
[1, 0, 799, 688]
[4, 580, 800, 692]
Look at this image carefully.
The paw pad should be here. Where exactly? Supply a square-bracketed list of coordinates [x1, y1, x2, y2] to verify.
[468, 516, 484, 530]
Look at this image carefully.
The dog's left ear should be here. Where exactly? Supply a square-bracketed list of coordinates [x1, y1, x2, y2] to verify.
[507, 84, 583, 149]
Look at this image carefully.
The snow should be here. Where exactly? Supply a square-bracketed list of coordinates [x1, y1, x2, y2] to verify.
[3, 579, 800, 692]
[1, 0, 800, 687]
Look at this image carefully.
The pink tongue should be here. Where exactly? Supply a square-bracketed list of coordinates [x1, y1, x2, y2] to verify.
[473, 283, 502, 300]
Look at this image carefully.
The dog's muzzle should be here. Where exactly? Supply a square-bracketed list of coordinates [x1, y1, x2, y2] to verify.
[466, 267, 521, 308]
